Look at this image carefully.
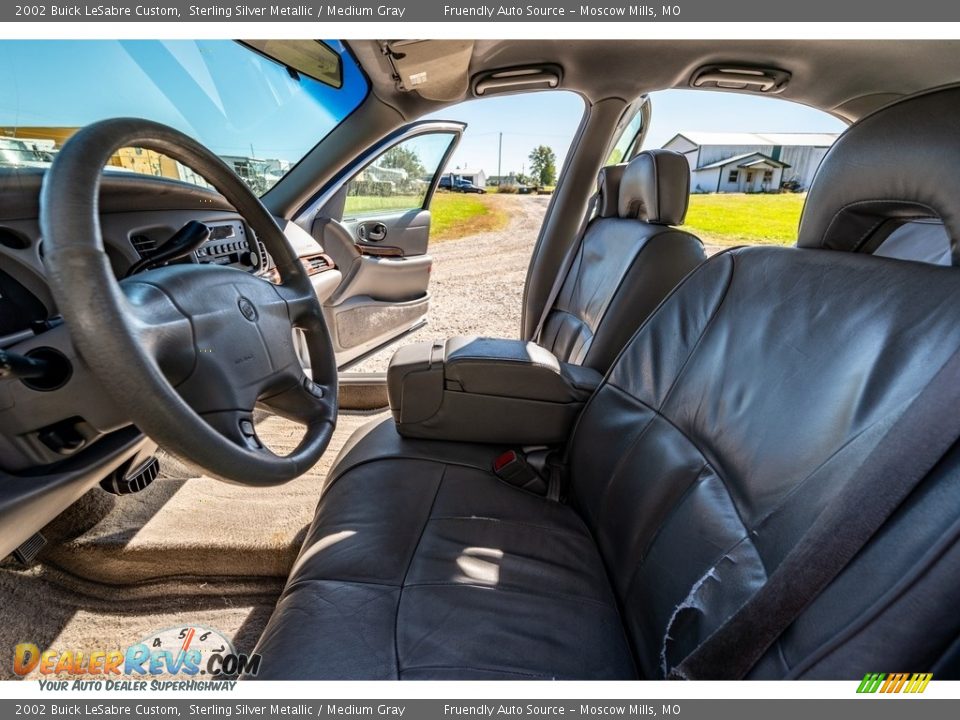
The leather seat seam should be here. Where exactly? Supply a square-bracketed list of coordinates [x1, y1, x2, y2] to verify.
[582, 233, 658, 365]
[749, 415, 887, 540]
[323, 454, 492, 498]
[618, 461, 712, 598]
[394, 464, 446, 678]
[402, 581, 621, 611]
[398, 665, 554, 679]
[589, 396, 662, 533]
[283, 575, 401, 597]
[544, 307, 594, 335]
[653, 250, 737, 413]
[585, 231, 704, 369]
[562, 250, 740, 471]
[602, 383, 751, 535]
[428, 515, 592, 540]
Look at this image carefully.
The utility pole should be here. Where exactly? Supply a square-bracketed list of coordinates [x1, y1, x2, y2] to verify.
[497, 132, 502, 187]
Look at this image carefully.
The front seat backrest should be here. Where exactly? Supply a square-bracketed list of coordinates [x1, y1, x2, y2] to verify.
[568, 86, 960, 679]
[537, 150, 706, 372]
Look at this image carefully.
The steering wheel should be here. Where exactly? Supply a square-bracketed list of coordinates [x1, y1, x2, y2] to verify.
[39, 118, 338, 485]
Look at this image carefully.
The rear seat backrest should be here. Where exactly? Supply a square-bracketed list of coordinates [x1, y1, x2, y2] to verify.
[536, 150, 706, 372]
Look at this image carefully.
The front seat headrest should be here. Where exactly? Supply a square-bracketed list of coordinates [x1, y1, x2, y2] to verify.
[596, 163, 627, 218]
[798, 85, 960, 264]
[618, 149, 690, 225]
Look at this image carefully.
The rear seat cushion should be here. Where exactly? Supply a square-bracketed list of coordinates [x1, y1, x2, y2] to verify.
[250, 419, 637, 680]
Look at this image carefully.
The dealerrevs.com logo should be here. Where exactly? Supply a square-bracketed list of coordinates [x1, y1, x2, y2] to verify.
[13, 626, 260, 689]
[857, 673, 933, 694]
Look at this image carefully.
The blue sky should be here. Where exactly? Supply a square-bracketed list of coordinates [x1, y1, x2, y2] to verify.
[426, 92, 586, 177]
[433, 89, 848, 177]
[0, 40, 365, 160]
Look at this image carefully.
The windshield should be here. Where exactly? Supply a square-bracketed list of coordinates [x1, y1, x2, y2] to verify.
[0, 40, 368, 194]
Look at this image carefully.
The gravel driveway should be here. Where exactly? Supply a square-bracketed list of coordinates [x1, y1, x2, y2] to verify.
[350, 193, 552, 372]
[350, 193, 724, 372]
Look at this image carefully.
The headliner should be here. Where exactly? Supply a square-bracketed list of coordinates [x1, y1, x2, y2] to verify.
[347, 40, 960, 122]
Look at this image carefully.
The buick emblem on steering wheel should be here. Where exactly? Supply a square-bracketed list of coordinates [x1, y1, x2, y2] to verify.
[238, 296, 258, 322]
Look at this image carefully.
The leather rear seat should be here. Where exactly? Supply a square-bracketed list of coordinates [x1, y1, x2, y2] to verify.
[533, 149, 706, 372]
[249, 87, 960, 680]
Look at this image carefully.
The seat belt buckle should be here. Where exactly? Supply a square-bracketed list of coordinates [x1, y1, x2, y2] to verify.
[493, 450, 548, 495]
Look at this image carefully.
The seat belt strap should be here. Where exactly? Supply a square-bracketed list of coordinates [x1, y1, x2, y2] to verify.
[530, 192, 598, 344]
[545, 451, 567, 502]
[668, 344, 960, 680]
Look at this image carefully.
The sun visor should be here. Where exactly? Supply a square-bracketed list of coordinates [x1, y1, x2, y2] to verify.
[382, 40, 475, 101]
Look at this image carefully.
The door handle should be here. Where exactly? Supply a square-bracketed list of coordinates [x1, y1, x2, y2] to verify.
[365, 222, 387, 242]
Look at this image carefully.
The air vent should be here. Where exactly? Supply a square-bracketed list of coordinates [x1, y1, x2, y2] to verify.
[130, 234, 157, 258]
[0, 227, 30, 250]
[299, 253, 334, 277]
[258, 240, 272, 268]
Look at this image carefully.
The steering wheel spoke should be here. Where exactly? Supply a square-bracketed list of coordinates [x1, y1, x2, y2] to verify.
[200, 409, 271, 455]
[258, 374, 335, 428]
[275, 274, 324, 326]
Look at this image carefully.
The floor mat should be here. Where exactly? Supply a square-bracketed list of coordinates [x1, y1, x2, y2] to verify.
[0, 563, 279, 681]
[0, 410, 388, 680]
[40, 409, 388, 584]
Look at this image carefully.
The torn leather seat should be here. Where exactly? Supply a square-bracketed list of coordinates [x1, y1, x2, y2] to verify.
[249, 87, 960, 679]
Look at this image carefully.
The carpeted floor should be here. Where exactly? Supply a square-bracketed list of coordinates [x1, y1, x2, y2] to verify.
[0, 409, 388, 681]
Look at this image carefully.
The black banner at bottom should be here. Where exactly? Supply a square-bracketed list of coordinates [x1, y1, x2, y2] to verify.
[1, 699, 956, 720]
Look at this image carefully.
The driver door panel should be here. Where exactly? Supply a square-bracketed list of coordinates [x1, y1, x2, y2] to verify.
[313, 214, 433, 361]
[310, 122, 464, 368]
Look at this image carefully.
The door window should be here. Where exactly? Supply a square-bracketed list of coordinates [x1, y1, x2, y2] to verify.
[344, 133, 458, 218]
[607, 104, 647, 164]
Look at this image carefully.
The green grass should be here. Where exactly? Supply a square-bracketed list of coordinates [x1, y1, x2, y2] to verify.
[344, 194, 424, 215]
[680, 192, 807, 246]
[344, 192, 508, 243]
[429, 192, 508, 242]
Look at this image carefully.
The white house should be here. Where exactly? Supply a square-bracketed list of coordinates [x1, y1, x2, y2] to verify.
[663, 132, 839, 193]
[444, 167, 487, 187]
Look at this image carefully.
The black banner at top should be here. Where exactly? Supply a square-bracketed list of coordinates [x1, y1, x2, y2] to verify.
[2, 0, 956, 23]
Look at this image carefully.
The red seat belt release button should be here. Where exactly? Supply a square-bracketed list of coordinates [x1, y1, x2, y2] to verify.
[494, 450, 518, 473]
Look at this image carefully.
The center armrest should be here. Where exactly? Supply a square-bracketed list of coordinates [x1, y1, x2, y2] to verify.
[387, 337, 602, 444]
